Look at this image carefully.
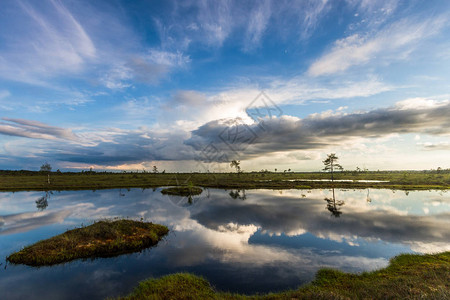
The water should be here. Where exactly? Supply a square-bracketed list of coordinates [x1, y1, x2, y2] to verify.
[0, 188, 449, 299]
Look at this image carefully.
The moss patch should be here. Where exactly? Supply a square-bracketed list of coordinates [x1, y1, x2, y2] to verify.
[121, 273, 216, 300]
[7, 219, 169, 266]
[119, 251, 450, 299]
[161, 186, 203, 196]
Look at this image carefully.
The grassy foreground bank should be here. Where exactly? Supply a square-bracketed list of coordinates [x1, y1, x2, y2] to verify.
[1, 170, 450, 191]
[7, 219, 169, 266]
[120, 252, 450, 299]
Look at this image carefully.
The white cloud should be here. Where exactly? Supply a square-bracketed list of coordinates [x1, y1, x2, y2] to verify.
[100, 65, 133, 90]
[308, 16, 447, 76]
[147, 49, 191, 67]
[395, 97, 449, 110]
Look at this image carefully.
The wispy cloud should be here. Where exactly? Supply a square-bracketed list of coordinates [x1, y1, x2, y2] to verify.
[0, 0, 96, 84]
[346, 0, 399, 29]
[0, 118, 78, 141]
[308, 15, 447, 76]
[297, 0, 330, 39]
[243, 1, 272, 51]
[154, 0, 332, 51]
[101, 49, 191, 89]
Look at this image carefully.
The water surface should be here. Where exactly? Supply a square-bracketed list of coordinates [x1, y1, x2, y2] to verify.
[0, 188, 449, 299]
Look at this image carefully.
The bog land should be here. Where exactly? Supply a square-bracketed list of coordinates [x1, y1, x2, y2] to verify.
[0, 170, 449, 191]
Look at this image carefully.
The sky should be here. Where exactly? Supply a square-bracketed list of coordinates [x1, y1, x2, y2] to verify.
[0, 0, 450, 172]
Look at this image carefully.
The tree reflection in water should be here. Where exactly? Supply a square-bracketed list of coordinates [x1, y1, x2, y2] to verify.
[324, 187, 344, 217]
[229, 189, 246, 200]
[35, 191, 52, 211]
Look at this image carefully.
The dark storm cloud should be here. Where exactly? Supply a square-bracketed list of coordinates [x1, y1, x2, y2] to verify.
[43, 130, 196, 165]
[2, 100, 449, 167]
[185, 101, 450, 160]
[422, 143, 450, 151]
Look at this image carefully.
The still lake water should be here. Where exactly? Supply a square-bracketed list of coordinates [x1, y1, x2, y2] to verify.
[1, 188, 449, 299]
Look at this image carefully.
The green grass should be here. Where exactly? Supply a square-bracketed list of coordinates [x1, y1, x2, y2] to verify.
[1, 170, 449, 191]
[120, 273, 216, 300]
[7, 219, 169, 266]
[119, 252, 450, 299]
[161, 186, 203, 196]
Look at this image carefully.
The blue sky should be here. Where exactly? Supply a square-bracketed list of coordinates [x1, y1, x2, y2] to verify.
[1, 0, 450, 172]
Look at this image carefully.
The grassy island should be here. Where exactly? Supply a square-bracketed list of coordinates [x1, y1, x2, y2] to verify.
[7, 219, 169, 266]
[161, 186, 203, 196]
[119, 251, 450, 299]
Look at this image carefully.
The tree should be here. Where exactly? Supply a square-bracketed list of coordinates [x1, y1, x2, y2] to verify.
[152, 166, 159, 173]
[322, 153, 343, 182]
[40, 162, 52, 172]
[230, 160, 241, 174]
[40, 162, 52, 184]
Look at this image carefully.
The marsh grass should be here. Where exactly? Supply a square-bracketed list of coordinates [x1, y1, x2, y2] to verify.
[1, 170, 449, 191]
[7, 219, 169, 266]
[119, 252, 450, 299]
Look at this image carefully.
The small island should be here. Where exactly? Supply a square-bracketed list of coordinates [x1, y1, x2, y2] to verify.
[7, 219, 169, 266]
[161, 186, 203, 196]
